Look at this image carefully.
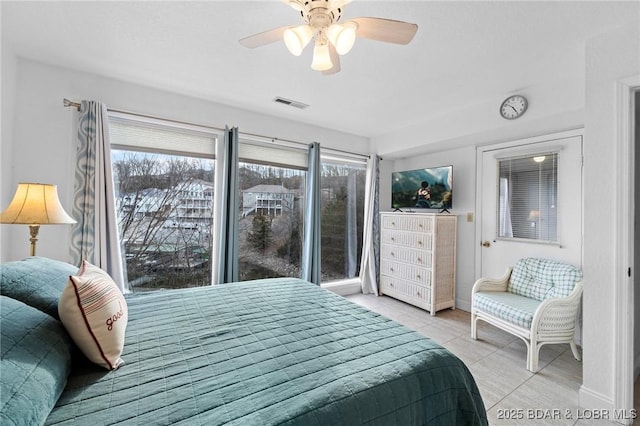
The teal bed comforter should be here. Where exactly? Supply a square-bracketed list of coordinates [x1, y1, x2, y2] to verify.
[46, 278, 486, 425]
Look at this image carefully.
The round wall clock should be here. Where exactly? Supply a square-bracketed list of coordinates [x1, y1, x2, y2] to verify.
[500, 95, 528, 120]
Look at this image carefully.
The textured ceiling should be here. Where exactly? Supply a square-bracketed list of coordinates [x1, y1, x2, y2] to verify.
[2, 1, 637, 139]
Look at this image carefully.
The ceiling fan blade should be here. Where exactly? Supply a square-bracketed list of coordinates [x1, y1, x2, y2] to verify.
[323, 44, 341, 75]
[280, 0, 303, 11]
[239, 26, 288, 49]
[352, 17, 418, 45]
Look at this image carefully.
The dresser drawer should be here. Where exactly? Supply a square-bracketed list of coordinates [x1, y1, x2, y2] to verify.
[381, 230, 433, 250]
[380, 259, 431, 286]
[381, 214, 434, 232]
[381, 244, 432, 268]
[380, 275, 431, 304]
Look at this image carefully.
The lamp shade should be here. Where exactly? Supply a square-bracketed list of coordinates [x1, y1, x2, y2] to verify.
[0, 183, 76, 225]
[326, 21, 358, 55]
[284, 25, 313, 56]
[311, 42, 333, 71]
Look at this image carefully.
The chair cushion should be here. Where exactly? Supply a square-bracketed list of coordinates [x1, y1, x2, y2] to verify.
[473, 291, 541, 329]
[0, 296, 73, 425]
[0, 256, 79, 320]
[508, 257, 582, 301]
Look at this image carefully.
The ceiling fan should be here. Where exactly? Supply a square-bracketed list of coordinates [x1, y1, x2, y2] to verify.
[239, 0, 418, 75]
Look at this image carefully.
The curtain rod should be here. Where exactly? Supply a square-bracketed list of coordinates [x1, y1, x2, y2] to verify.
[63, 98, 81, 109]
[63, 98, 369, 159]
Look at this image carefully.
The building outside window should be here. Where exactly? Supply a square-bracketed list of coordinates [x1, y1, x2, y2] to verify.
[242, 184, 295, 217]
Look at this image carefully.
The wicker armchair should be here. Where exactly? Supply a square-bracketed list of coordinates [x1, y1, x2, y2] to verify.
[471, 257, 583, 372]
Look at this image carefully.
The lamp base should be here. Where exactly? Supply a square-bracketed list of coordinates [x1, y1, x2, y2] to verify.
[28, 224, 40, 256]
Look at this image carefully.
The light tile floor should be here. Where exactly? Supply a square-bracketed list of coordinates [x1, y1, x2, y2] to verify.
[345, 293, 627, 426]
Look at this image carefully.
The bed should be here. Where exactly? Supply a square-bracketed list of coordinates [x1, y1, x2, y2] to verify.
[1, 257, 487, 425]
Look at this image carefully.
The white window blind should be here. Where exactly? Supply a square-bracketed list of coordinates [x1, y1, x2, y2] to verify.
[321, 153, 368, 167]
[498, 152, 558, 241]
[109, 113, 217, 157]
[239, 139, 308, 170]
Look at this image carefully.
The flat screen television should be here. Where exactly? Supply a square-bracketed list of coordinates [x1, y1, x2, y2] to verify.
[391, 165, 453, 211]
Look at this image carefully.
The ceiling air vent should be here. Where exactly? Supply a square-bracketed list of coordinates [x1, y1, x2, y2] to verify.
[273, 97, 309, 110]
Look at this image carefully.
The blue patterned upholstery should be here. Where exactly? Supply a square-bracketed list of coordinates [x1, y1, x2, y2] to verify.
[473, 292, 540, 328]
[507, 257, 582, 301]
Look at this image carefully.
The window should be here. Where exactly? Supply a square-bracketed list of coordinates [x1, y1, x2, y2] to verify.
[109, 114, 369, 287]
[237, 140, 306, 281]
[498, 152, 558, 242]
[109, 114, 217, 291]
[235, 141, 367, 283]
[320, 156, 367, 282]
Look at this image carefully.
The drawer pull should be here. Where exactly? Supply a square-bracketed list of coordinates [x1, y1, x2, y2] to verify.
[416, 274, 421, 279]
[418, 224, 423, 229]
[391, 237, 395, 242]
[417, 240, 423, 246]
[416, 291, 421, 297]
[389, 267, 394, 272]
[391, 221, 396, 226]
[417, 257, 422, 262]
[389, 282, 394, 287]
[390, 251, 395, 256]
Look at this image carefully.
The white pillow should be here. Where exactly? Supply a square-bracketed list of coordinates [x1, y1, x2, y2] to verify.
[58, 260, 127, 370]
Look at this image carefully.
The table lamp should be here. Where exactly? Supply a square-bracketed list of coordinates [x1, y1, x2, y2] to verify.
[0, 183, 76, 256]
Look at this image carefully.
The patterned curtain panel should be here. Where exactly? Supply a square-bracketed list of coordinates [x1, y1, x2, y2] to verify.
[69, 101, 125, 291]
[301, 142, 321, 285]
[359, 155, 381, 295]
[214, 126, 240, 284]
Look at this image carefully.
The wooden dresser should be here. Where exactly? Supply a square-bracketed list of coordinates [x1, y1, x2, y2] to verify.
[379, 212, 457, 315]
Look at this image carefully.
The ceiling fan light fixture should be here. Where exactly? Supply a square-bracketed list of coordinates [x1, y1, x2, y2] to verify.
[284, 25, 313, 56]
[311, 41, 333, 71]
[326, 21, 358, 55]
[240, 2, 418, 74]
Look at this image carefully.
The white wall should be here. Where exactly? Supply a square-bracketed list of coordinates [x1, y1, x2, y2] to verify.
[372, 85, 584, 160]
[0, 57, 371, 263]
[381, 146, 477, 311]
[635, 91, 640, 379]
[1, 25, 18, 260]
[580, 21, 640, 410]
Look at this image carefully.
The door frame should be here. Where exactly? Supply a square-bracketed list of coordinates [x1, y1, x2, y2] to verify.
[613, 75, 639, 423]
[474, 128, 585, 279]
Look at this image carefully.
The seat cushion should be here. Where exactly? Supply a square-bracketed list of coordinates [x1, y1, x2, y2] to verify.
[508, 257, 582, 301]
[473, 291, 541, 329]
[0, 256, 79, 320]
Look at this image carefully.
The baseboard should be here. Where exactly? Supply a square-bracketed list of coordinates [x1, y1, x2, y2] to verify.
[321, 279, 361, 296]
[577, 386, 634, 425]
[578, 385, 614, 411]
[455, 298, 471, 313]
